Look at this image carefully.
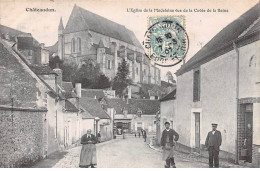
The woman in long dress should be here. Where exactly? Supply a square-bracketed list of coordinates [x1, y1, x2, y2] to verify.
[79, 129, 97, 168]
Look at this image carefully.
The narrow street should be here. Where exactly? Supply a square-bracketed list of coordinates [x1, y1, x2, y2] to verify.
[33, 135, 210, 168]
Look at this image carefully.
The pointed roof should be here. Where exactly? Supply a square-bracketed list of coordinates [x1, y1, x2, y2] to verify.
[98, 39, 105, 48]
[160, 89, 176, 102]
[176, 2, 260, 76]
[63, 5, 143, 49]
[58, 17, 64, 30]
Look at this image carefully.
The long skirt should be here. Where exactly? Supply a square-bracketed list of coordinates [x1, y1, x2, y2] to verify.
[162, 146, 175, 161]
[79, 144, 97, 167]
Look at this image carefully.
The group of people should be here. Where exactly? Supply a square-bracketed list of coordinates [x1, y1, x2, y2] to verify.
[79, 122, 224, 168]
[161, 122, 222, 168]
[135, 129, 147, 142]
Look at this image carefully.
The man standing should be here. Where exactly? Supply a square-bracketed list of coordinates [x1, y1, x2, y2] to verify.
[143, 130, 147, 142]
[205, 123, 222, 168]
[161, 122, 179, 168]
[79, 129, 97, 168]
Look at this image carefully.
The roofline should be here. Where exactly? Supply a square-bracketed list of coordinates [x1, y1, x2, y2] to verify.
[63, 28, 144, 50]
[176, 29, 260, 76]
[0, 105, 47, 112]
[160, 97, 176, 102]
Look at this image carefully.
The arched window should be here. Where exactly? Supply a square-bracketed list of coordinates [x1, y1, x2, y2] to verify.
[71, 38, 75, 53]
[77, 38, 81, 52]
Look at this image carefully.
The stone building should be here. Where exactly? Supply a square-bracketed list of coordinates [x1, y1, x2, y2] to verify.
[175, 3, 260, 166]
[105, 98, 160, 134]
[50, 4, 161, 87]
[0, 39, 48, 167]
[156, 89, 176, 144]
[0, 25, 82, 166]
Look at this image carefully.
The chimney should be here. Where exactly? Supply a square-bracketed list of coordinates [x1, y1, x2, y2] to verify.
[75, 83, 82, 98]
[53, 67, 62, 87]
[40, 43, 45, 49]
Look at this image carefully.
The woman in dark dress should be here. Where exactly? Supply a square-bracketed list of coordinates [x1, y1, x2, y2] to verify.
[79, 129, 97, 168]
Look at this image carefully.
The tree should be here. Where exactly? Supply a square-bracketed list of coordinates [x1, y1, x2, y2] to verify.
[112, 59, 132, 98]
[74, 62, 101, 88]
[95, 74, 111, 89]
[49, 55, 62, 69]
[166, 71, 175, 83]
[60, 62, 78, 82]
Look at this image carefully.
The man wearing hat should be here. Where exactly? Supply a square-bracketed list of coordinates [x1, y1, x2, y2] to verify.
[205, 123, 222, 168]
[161, 121, 179, 168]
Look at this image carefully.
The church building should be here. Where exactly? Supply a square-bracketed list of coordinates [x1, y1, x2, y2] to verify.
[55, 4, 161, 86]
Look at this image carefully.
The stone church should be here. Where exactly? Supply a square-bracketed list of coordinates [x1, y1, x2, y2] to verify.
[55, 4, 161, 86]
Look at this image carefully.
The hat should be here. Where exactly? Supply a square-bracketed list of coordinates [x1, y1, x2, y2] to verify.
[212, 123, 218, 126]
[165, 121, 170, 125]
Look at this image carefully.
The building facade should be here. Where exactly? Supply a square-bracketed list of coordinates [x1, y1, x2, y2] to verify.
[175, 3, 260, 166]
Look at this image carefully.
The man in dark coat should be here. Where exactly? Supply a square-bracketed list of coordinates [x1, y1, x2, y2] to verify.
[161, 122, 179, 168]
[205, 123, 222, 168]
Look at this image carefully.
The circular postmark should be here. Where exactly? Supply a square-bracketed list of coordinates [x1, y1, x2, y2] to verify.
[143, 17, 189, 67]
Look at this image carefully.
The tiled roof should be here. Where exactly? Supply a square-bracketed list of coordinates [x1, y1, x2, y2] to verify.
[81, 89, 105, 99]
[160, 89, 176, 102]
[63, 5, 143, 49]
[61, 82, 77, 99]
[65, 100, 79, 112]
[79, 97, 110, 119]
[0, 24, 40, 47]
[161, 81, 175, 88]
[176, 2, 260, 76]
[105, 98, 160, 115]
[30, 64, 57, 75]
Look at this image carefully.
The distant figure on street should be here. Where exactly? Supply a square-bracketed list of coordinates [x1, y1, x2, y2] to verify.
[135, 132, 136, 137]
[79, 129, 97, 168]
[138, 132, 141, 138]
[123, 129, 126, 139]
[161, 122, 179, 168]
[205, 123, 222, 168]
[244, 123, 252, 163]
[143, 130, 147, 142]
[97, 131, 101, 143]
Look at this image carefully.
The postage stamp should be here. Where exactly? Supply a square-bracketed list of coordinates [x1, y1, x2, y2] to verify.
[143, 16, 189, 67]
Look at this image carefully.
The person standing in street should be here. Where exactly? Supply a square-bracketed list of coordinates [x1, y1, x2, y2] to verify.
[97, 131, 101, 143]
[143, 130, 147, 142]
[79, 129, 97, 168]
[138, 132, 141, 138]
[205, 123, 222, 168]
[161, 122, 179, 168]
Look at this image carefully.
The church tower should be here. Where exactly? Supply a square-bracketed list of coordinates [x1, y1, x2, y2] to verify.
[58, 17, 64, 60]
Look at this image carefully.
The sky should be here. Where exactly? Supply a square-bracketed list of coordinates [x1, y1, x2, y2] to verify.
[0, 0, 259, 81]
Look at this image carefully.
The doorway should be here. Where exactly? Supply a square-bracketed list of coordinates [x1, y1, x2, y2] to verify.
[194, 112, 200, 153]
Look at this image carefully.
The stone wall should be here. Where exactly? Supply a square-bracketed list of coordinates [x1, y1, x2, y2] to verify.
[0, 107, 46, 167]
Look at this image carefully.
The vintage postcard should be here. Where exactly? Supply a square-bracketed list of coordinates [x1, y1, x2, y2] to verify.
[0, 0, 259, 168]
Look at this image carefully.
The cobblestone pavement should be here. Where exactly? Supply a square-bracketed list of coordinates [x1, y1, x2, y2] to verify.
[33, 135, 217, 168]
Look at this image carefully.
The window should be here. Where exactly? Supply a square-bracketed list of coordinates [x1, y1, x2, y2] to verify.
[107, 60, 111, 69]
[77, 38, 81, 52]
[71, 38, 75, 53]
[193, 69, 200, 102]
[144, 69, 146, 75]
[136, 67, 138, 75]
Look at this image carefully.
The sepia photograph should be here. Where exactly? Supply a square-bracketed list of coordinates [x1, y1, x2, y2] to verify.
[0, 0, 259, 168]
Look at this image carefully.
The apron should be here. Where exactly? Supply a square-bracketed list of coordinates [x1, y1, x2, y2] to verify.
[79, 144, 97, 167]
[162, 134, 175, 160]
